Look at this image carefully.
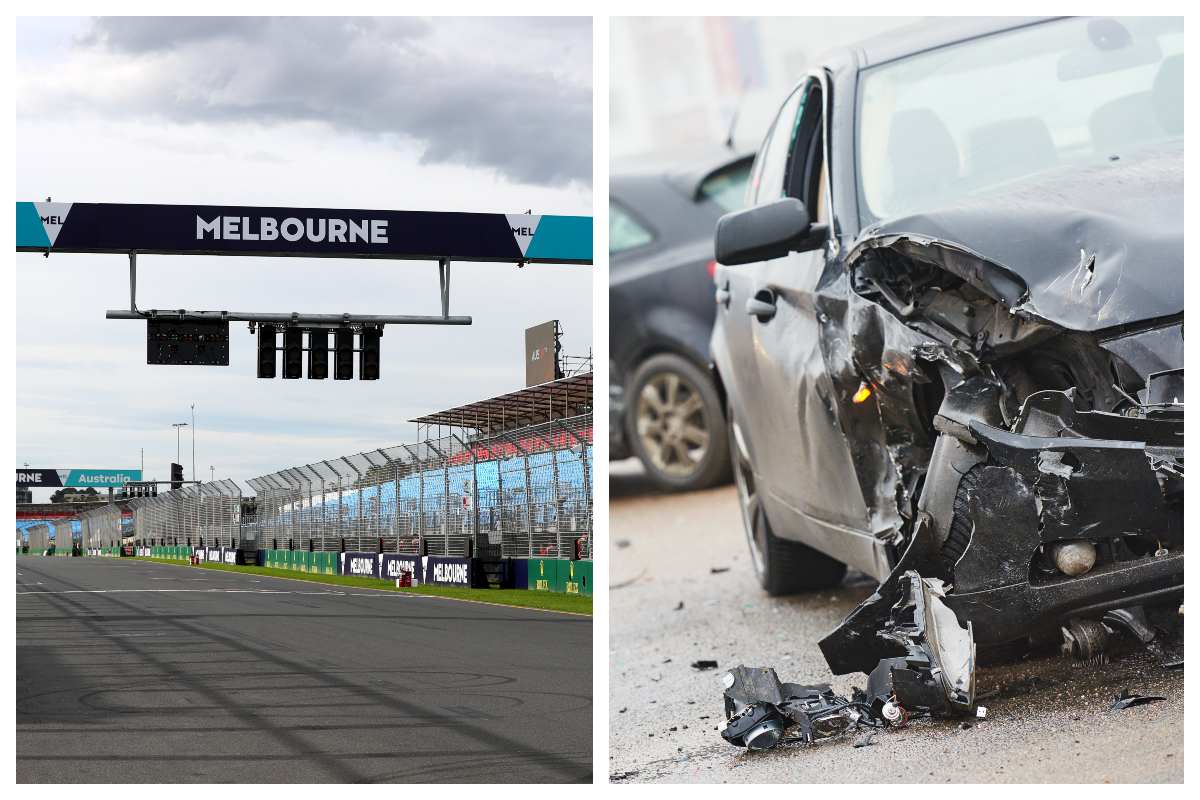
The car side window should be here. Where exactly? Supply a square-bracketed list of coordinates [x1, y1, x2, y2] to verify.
[749, 82, 807, 206]
[609, 201, 654, 254]
[783, 81, 830, 224]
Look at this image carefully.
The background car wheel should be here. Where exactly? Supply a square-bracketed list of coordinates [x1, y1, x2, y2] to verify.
[627, 353, 731, 491]
[728, 410, 846, 595]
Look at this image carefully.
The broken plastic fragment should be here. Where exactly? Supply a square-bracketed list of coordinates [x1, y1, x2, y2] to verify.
[1110, 690, 1167, 711]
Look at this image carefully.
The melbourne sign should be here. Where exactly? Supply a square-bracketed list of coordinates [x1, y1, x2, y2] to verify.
[340, 554, 473, 587]
[16, 468, 142, 488]
[17, 202, 592, 265]
[340, 552, 380, 580]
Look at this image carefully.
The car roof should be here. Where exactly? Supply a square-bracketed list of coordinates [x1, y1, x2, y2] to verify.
[612, 149, 753, 200]
[843, 16, 1058, 68]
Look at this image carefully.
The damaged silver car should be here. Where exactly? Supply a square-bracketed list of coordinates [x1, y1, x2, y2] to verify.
[710, 15, 1182, 730]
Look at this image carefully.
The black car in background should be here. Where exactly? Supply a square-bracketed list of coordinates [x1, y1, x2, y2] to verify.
[610, 152, 752, 490]
[711, 16, 1182, 666]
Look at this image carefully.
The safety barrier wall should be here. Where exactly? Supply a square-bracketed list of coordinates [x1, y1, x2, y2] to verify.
[261, 549, 340, 575]
[72, 542, 587, 595]
[526, 558, 593, 596]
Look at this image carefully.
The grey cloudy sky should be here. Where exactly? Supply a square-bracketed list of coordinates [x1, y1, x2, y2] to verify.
[15, 16, 593, 500]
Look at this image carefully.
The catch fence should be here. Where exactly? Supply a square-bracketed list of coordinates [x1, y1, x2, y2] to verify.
[71, 415, 591, 562]
[246, 413, 593, 559]
[25, 523, 51, 553]
[79, 504, 125, 550]
[78, 480, 243, 550]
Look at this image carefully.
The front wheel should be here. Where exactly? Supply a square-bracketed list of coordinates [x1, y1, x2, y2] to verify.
[728, 409, 846, 595]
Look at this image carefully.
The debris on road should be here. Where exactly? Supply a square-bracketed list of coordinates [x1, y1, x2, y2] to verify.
[710, 567, 730, 574]
[692, 660, 719, 671]
[610, 569, 647, 591]
[720, 573, 980, 751]
[1110, 690, 1167, 711]
[674, 601, 685, 611]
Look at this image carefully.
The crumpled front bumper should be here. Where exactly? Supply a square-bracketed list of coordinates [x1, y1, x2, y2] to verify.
[946, 391, 1183, 643]
[821, 388, 1182, 672]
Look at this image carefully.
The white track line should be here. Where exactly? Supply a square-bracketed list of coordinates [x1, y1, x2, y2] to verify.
[16, 588, 345, 596]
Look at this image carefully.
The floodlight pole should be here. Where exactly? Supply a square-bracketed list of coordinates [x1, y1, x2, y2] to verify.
[172, 422, 188, 464]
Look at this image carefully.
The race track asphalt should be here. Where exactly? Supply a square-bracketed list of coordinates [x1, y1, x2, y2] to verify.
[16, 556, 591, 783]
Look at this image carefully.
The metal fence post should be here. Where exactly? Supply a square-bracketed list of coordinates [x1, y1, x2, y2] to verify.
[550, 425, 562, 558]
[523, 449, 534, 559]
[442, 451, 450, 556]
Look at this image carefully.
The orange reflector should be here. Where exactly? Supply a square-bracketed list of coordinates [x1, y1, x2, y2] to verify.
[852, 382, 872, 404]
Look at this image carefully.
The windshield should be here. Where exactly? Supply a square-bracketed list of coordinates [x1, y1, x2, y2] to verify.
[857, 17, 1183, 223]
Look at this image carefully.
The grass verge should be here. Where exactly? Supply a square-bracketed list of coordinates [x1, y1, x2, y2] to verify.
[128, 557, 592, 615]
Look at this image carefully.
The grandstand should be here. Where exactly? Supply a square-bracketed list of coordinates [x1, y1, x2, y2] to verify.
[247, 372, 593, 560]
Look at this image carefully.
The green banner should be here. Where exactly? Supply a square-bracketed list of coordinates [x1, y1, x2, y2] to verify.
[563, 559, 592, 596]
[526, 558, 592, 595]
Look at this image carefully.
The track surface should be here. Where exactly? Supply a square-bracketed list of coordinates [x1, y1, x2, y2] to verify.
[17, 557, 591, 783]
[609, 460, 1183, 783]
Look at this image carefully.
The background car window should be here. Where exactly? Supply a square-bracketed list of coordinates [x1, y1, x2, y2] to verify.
[857, 16, 1183, 222]
[697, 160, 753, 212]
[749, 84, 806, 205]
[609, 201, 655, 254]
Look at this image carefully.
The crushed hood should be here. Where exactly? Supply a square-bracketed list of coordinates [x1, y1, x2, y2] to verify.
[854, 140, 1182, 332]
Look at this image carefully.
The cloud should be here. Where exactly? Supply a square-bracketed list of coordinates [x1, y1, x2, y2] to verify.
[20, 16, 592, 187]
[14, 18, 593, 501]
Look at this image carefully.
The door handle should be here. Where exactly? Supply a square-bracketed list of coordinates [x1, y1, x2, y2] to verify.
[746, 291, 776, 322]
[715, 281, 731, 309]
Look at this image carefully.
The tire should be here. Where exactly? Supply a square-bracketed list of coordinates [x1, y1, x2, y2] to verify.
[626, 353, 731, 491]
[727, 409, 846, 595]
[941, 464, 984, 572]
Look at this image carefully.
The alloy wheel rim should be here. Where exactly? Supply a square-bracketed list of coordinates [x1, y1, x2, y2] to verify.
[635, 371, 710, 478]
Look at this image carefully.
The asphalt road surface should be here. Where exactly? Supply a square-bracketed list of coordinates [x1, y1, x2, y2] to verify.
[609, 459, 1184, 784]
[16, 557, 591, 783]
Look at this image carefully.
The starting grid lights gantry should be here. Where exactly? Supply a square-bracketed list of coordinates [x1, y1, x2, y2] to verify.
[15, 201, 592, 379]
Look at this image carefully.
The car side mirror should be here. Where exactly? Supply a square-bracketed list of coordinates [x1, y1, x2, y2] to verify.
[714, 198, 825, 266]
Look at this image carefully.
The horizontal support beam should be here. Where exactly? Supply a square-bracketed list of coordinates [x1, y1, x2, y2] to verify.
[105, 309, 472, 325]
